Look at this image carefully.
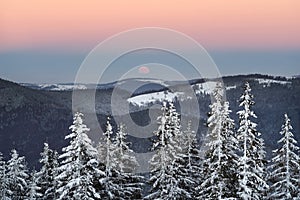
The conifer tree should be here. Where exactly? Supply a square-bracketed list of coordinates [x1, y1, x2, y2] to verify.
[0, 152, 9, 200]
[97, 117, 122, 199]
[36, 143, 59, 199]
[6, 149, 29, 199]
[113, 123, 139, 173]
[220, 101, 239, 198]
[236, 82, 268, 200]
[56, 112, 103, 199]
[112, 123, 143, 199]
[168, 103, 196, 199]
[146, 101, 174, 199]
[179, 121, 202, 197]
[268, 114, 300, 199]
[196, 83, 239, 199]
[26, 170, 42, 200]
[146, 101, 191, 199]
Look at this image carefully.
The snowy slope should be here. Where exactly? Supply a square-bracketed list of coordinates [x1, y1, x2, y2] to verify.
[21, 78, 166, 92]
[255, 78, 291, 87]
[21, 83, 88, 91]
[127, 76, 295, 107]
[193, 81, 217, 95]
[128, 91, 185, 106]
[128, 81, 238, 106]
[193, 82, 236, 95]
[38, 84, 88, 91]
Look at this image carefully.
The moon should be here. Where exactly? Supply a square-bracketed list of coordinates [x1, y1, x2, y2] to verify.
[138, 66, 150, 74]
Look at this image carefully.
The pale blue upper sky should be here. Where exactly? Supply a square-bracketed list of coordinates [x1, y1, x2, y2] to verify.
[1, 49, 299, 83]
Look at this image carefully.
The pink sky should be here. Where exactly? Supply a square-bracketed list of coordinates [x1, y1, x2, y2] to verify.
[1, 0, 300, 51]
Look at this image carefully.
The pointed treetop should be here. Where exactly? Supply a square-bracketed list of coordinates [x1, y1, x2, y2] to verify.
[212, 82, 225, 103]
[11, 149, 19, 159]
[245, 81, 251, 90]
[238, 81, 255, 113]
[283, 113, 292, 129]
[73, 112, 84, 124]
[104, 117, 113, 136]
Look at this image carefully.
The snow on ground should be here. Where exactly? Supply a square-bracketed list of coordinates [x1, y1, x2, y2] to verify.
[226, 85, 237, 90]
[194, 82, 236, 95]
[134, 79, 168, 86]
[255, 78, 291, 87]
[38, 84, 87, 91]
[194, 81, 218, 95]
[128, 91, 185, 106]
[128, 81, 239, 106]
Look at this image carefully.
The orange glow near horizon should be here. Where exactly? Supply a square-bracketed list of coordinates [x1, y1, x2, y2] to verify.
[1, 0, 300, 51]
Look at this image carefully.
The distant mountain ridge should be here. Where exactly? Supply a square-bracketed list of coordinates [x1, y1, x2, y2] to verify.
[0, 74, 300, 169]
[21, 74, 293, 91]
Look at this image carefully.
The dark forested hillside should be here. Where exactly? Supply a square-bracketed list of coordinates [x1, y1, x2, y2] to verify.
[0, 75, 299, 168]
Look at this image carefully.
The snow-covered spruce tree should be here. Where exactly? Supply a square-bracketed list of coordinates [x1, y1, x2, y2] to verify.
[236, 82, 268, 200]
[180, 120, 202, 198]
[26, 170, 42, 200]
[36, 143, 59, 199]
[97, 117, 122, 199]
[113, 123, 139, 173]
[6, 149, 29, 199]
[220, 101, 240, 197]
[56, 112, 103, 199]
[146, 101, 191, 199]
[112, 123, 143, 199]
[167, 103, 197, 199]
[196, 83, 239, 199]
[0, 152, 10, 200]
[268, 114, 300, 199]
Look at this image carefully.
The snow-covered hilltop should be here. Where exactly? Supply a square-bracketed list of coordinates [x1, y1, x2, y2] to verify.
[255, 78, 292, 87]
[128, 91, 181, 107]
[127, 76, 290, 107]
[21, 83, 88, 91]
[20, 78, 167, 92]
[21, 76, 293, 109]
[21, 75, 293, 93]
[127, 82, 238, 107]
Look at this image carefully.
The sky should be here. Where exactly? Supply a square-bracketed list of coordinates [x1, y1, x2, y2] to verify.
[1, 0, 300, 83]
